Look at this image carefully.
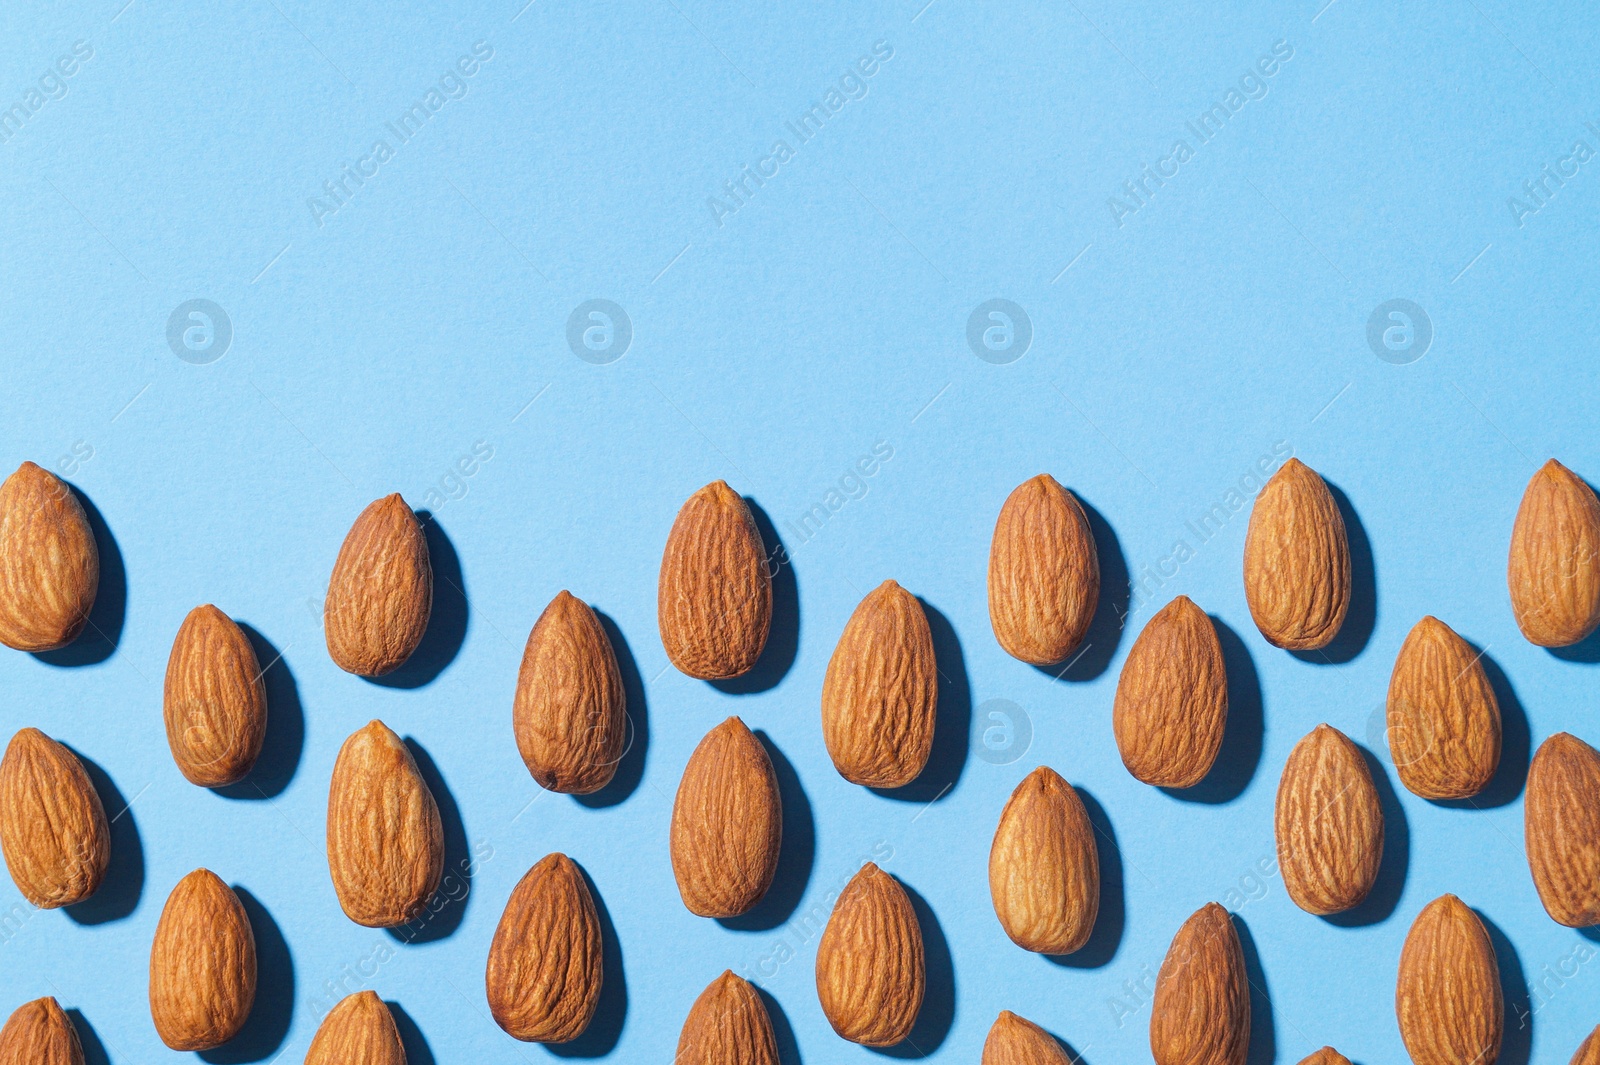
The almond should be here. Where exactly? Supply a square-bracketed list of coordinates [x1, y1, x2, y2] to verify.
[1274, 724, 1383, 915]
[0, 728, 109, 908]
[988, 766, 1099, 954]
[325, 494, 432, 677]
[1113, 596, 1228, 788]
[674, 970, 778, 1065]
[513, 591, 626, 794]
[816, 863, 924, 1047]
[1396, 894, 1502, 1065]
[0, 996, 84, 1065]
[981, 1010, 1073, 1065]
[305, 990, 406, 1065]
[1386, 616, 1501, 799]
[821, 580, 937, 788]
[1150, 902, 1249, 1065]
[1508, 459, 1600, 647]
[670, 717, 781, 918]
[486, 852, 603, 1043]
[1574, 1026, 1600, 1065]
[0, 462, 98, 652]
[988, 474, 1099, 665]
[1524, 731, 1600, 926]
[148, 869, 256, 1051]
[658, 481, 771, 679]
[1296, 1049, 1352, 1065]
[1242, 458, 1349, 650]
[327, 720, 443, 927]
[163, 605, 267, 787]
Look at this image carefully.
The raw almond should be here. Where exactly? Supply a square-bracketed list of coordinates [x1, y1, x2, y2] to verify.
[988, 766, 1099, 954]
[1524, 731, 1600, 926]
[821, 580, 937, 788]
[163, 605, 267, 787]
[305, 990, 406, 1065]
[327, 720, 443, 927]
[1508, 459, 1600, 647]
[1574, 1026, 1600, 1065]
[988, 474, 1099, 665]
[815, 862, 924, 1047]
[658, 480, 771, 679]
[325, 494, 432, 677]
[674, 970, 778, 1065]
[148, 868, 256, 1051]
[981, 1010, 1073, 1065]
[1113, 595, 1228, 788]
[513, 591, 626, 794]
[1296, 1049, 1352, 1065]
[1396, 894, 1502, 1065]
[0, 996, 84, 1065]
[1150, 902, 1249, 1065]
[0, 461, 98, 652]
[1242, 458, 1350, 650]
[670, 717, 781, 918]
[1274, 724, 1383, 915]
[1386, 616, 1501, 799]
[0, 728, 109, 908]
[486, 853, 603, 1043]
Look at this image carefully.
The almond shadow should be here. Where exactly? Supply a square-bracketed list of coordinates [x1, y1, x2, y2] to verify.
[710, 498, 798, 695]
[63, 749, 141, 926]
[718, 732, 813, 932]
[1045, 786, 1123, 969]
[200, 887, 292, 1064]
[1432, 644, 1529, 810]
[575, 610, 648, 809]
[547, 863, 625, 1058]
[216, 623, 303, 800]
[870, 600, 969, 805]
[869, 880, 953, 1058]
[33, 486, 124, 668]
[387, 739, 470, 945]
[368, 512, 467, 690]
[1043, 495, 1129, 683]
[1322, 743, 1407, 928]
[1289, 479, 1375, 665]
[1161, 616, 1261, 806]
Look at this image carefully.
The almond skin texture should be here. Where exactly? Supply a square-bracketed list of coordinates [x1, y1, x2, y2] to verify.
[0, 728, 109, 908]
[821, 580, 937, 788]
[981, 1010, 1073, 1065]
[674, 970, 779, 1065]
[325, 494, 432, 677]
[327, 721, 443, 928]
[1114, 596, 1228, 787]
[1573, 1027, 1600, 1065]
[1274, 724, 1384, 915]
[163, 605, 267, 787]
[148, 869, 256, 1051]
[513, 591, 626, 795]
[1296, 1050, 1352, 1065]
[1242, 458, 1350, 650]
[989, 766, 1099, 954]
[1508, 459, 1600, 647]
[0, 462, 98, 652]
[670, 717, 782, 918]
[1396, 894, 1502, 1065]
[815, 862, 925, 1047]
[1386, 616, 1501, 800]
[1150, 902, 1250, 1065]
[988, 474, 1100, 666]
[1524, 732, 1600, 926]
[486, 853, 603, 1043]
[658, 481, 771, 680]
[305, 990, 406, 1065]
[0, 996, 84, 1065]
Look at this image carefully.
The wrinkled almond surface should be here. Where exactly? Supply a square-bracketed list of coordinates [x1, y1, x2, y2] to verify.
[1524, 732, 1600, 926]
[486, 853, 603, 1043]
[1150, 902, 1249, 1065]
[1508, 459, 1600, 647]
[0, 728, 109, 908]
[1396, 894, 1502, 1065]
[1386, 616, 1501, 799]
[670, 717, 781, 918]
[1113, 595, 1228, 788]
[325, 494, 432, 677]
[0, 996, 83, 1065]
[0, 462, 98, 652]
[1573, 1026, 1600, 1065]
[658, 481, 771, 679]
[163, 605, 267, 787]
[988, 474, 1100, 665]
[989, 766, 1099, 954]
[674, 970, 779, 1065]
[1274, 724, 1383, 915]
[981, 1010, 1073, 1065]
[305, 990, 406, 1065]
[148, 868, 256, 1051]
[815, 862, 924, 1047]
[1242, 458, 1349, 650]
[514, 591, 626, 795]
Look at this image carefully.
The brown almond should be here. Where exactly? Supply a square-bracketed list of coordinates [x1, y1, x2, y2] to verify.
[1296, 1049, 1352, 1065]
[1508, 459, 1600, 647]
[1573, 1026, 1600, 1065]
[658, 481, 771, 679]
[0, 996, 84, 1065]
[988, 474, 1100, 665]
[148, 869, 256, 1051]
[0, 462, 98, 652]
[816, 863, 924, 1047]
[163, 605, 267, 787]
[981, 1010, 1074, 1065]
[325, 494, 432, 677]
[326, 721, 443, 927]
[821, 580, 937, 788]
[674, 970, 779, 1065]
[513, 591, 626, 795]
[0, 728, 109, 908]
[1150, 902, 1249, 1065]
[988, 766, 1099, 954]
[1242, 458, 1350, 650]
[486, 853, 603, 1043]
[1113, 596, 1228, 788]
[1274, 724, 1384, 915]
[305, 990, 406, 1065]
[1396, 894, 1502, 1065]
[1386, 616, 1501, 799]
[1524, 731, 1600, 926]
[670, 717, 781, 918]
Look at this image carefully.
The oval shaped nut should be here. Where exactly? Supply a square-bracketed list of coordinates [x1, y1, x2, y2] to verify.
[0, 728, 109, 908]
[0, 996, 84, 1065]
[0, 462, 98, 652]
[1396, 894, 1503, 1065]
[148, 869, 256, 1052]
[1386, 616, 1501, 800]
[1274, 724, 1384, 915]
[988, 766, 1099, 954]
[670, 717, 781, 918]
[1508, 459, 1600, 647]
[326, 721, 443, 927]
[821, 580, 937, 788]
[658, 481, 771, 680]
[988, 474, 1100, 666]
[324, 494, 432, 677]
[513, 591, 626, 795]
[816, 863, 924, 1047]
[1296, 1050, 1352, 1065]
[1113, 596, 1228, 788]
[1524, 732, 1600, 927]
[674, 970, 779, 1065]
[1242, 458, 1350, 651]
[981, 1010, 1074, 1065]
[1150, 903, 1250, 1065]
[305, 990, 406, 1065]
[1574, 1027, 1600, 1065]
[486, 853, 603, 1043]
[163, 605, 267, 788]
